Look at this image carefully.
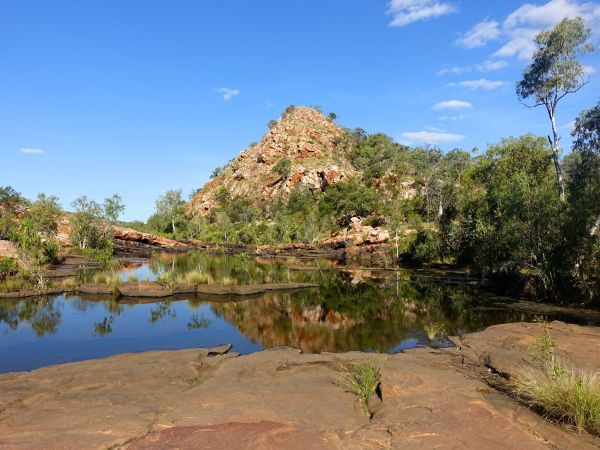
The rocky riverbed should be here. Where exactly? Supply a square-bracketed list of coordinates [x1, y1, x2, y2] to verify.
[0, 321, 598, 449]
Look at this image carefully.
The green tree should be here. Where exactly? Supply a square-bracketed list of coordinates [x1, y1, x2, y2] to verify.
[456, 136, 565, 294]
[70, 196, 103, 250]
[516, 17, 594, 201]
[102, 194, 125, 223]
[155, 189, 185, 234]
[0, 186, 26, 239]
[320, 180, 379, 226]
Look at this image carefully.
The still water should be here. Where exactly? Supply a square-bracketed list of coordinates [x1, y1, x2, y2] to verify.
[0, 252, 535, 373]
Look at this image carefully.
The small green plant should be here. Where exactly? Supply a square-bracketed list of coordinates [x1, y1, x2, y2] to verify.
[93, 272, 122, 290]
[512, 320, 600, 436]
[0, 257, 19, 281]
[0, 278, 27, 293]
[423, 321, 445, 342]
[156, 271, 175, 291]
[177, 270, 210, 286]
[127, 273, 139, 282]
[339, 362, 381, 417]
[514, 364, 600, 435]
[93, 272, 108, 284]
[61, 277, 78, 290]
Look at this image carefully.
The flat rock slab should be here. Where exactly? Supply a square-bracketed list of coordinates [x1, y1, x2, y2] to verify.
[453, 320, 600, 376]
[127, 421, 334, 450]
[1, 327, 599, 449]
[78, 283, 115, 295]
[0, 288, 64, 299]
[196, 282, 317, 296]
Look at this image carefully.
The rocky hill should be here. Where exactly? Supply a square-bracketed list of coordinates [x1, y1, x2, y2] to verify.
[189, 106, 356, 215]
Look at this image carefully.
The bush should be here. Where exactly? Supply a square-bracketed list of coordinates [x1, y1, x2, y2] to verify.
[320, 180, 379, 226]
[272, 158, 292, 179]
[0, 257, 18, 281]
[406, 229, 441, 263]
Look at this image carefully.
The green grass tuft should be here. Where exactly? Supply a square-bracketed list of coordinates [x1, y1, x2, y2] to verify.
[514, 364, 600, 436]
[339, 362, 381, 417]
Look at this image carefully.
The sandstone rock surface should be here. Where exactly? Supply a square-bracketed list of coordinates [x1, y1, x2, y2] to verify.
[0, 322, 598, 449]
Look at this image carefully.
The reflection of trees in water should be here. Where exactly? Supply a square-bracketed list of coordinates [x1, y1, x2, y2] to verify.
[149, 301, 176, 323]
[0, 297, 62, 337]
[210, 274, 522, 353]
[187, 313, 212, 330]
[148, 252, 296, 284]
[94, 315, 114, 336]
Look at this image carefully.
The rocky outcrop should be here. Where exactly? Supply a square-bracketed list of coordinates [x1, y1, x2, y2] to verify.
[189, 107, 356, 216]
[452, 320, 600, 376]
[320, 217, 390, 248]
[0, 323, 598, 449]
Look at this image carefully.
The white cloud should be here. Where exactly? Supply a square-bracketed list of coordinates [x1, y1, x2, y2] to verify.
[475, 59, 508, 72]
[438, 66, 469, 75]
[459, 0, 600, 60]
[387, 0, 456, 27]
[432, 100, 473, 110]
[439, 114, 468, 121]
[216, 87, 239, 101]
[447, 78, 509, 90]
[401, 130, 464, 144]
[264, 100, 274, 108]
[439, 59, 507, 75]
[19, 148, 44, 155]
[583, 65, 596, 75]
[456, 19, 501, 48]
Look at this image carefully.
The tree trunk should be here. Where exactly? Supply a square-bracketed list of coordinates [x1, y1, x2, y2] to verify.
[171, 218, 176, 235]
[591, 215, 600, 237]
[547, 103, 565, 202]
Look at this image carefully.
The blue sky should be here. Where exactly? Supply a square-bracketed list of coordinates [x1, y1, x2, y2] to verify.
[2, 0, 599, 221]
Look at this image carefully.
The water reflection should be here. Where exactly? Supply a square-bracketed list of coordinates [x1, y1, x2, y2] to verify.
[0, 253, 537, 373]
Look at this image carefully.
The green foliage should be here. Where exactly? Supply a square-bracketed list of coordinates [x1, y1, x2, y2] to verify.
[572, 101, 600, 154]
[320, 180, 379, 226]
[69, 195, 115, 253]
[339, 362, 381, 416]
[514, 323, 600, 436]
[0, 257, 19, 281]
[272, 158, 292, 179]
[350, 133, 405, 185]
[328, 112, 337, 121]
[267, 119, 277, 129]
[456, 136, 564, 281]
[210, 166, 223, 179]
[406, 230, 442, 263]
[517, 17, 593, 106]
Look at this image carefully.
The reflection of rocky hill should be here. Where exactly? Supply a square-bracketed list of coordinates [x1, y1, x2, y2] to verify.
[210, 290, 417, 353]
[209, 277, 525, 353]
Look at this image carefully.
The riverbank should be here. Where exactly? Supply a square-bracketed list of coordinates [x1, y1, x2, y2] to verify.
[0, 321, 598, 449]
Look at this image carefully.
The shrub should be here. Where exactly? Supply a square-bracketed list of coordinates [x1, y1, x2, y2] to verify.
[406, 229, 441, 263]
[0, 257, 19, 281]
[272, 158, 292, 179]
[339, 362, 381, 416]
